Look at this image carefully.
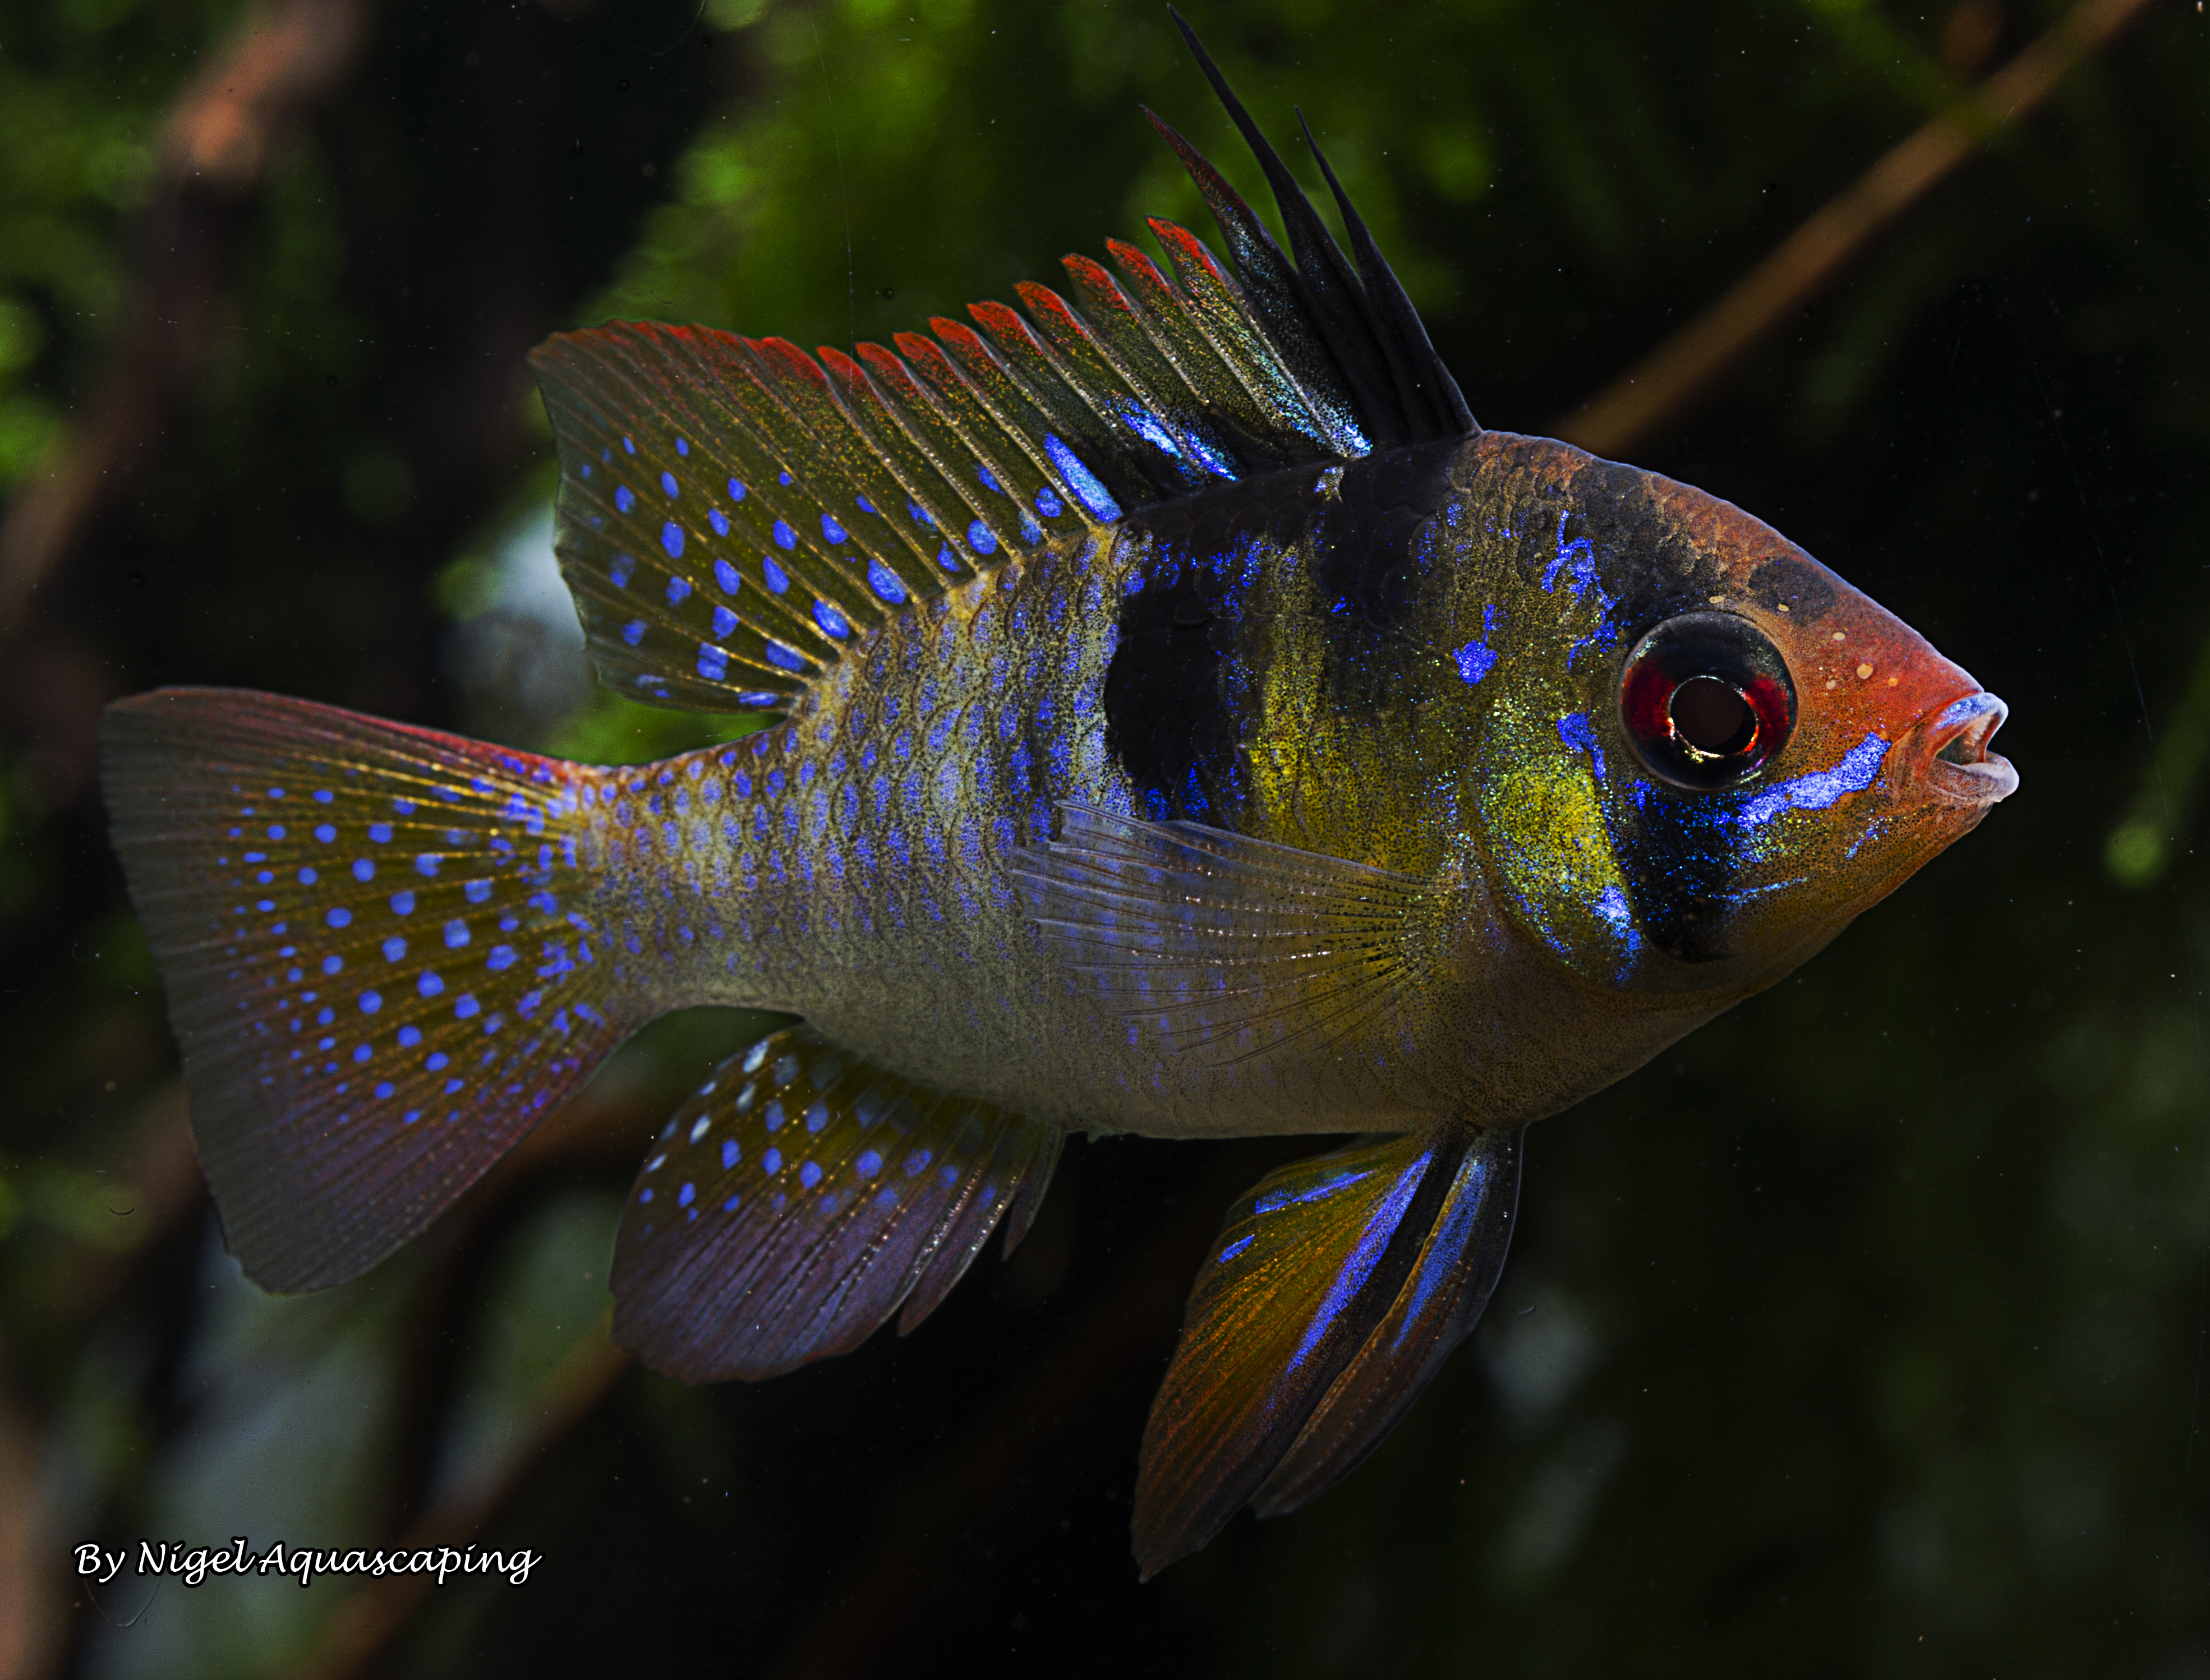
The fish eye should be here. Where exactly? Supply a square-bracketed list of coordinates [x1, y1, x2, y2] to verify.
[1618, 611, 1795, 790]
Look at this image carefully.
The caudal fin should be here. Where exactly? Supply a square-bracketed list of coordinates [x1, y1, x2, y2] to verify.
[102, 688, 632, 1291]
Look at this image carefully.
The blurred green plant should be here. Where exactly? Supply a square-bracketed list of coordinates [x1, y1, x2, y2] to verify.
[2107, 631, 2210, 887]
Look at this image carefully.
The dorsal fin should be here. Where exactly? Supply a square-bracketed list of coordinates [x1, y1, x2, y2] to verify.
[527, 14, 1475, 719]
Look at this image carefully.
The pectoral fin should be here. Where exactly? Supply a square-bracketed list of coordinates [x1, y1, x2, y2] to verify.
[1132, 1124, 1521, 1577]
[1012, 801, 1434, 1066]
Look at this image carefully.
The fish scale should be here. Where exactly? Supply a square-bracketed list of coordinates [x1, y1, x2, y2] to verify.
[100, 16, 2016, 1579]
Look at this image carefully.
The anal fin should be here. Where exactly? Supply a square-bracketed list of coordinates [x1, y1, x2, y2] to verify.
[1132, 1124, 1521, 1577]
[610, 1025, 1061, 1383]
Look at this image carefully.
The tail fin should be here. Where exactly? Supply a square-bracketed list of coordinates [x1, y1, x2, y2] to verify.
[101, 688, 632, 1291]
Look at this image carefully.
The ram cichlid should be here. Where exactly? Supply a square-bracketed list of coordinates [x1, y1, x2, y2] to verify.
[99, 15, 2014, 1576]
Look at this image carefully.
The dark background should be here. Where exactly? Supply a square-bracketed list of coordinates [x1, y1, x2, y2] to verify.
[2, 1, 2207, 1674]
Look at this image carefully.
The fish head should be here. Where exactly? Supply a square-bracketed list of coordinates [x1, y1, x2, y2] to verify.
[1458, 436, 2015, 1001]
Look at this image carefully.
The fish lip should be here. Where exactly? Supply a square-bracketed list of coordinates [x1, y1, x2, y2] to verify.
[1907, 690, 2018, 807]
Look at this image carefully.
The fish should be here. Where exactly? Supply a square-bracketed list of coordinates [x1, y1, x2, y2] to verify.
[99, 16, 2016, 1577]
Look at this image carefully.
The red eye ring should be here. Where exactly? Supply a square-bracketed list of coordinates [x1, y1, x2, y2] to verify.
[1619, 612, 1795, 790]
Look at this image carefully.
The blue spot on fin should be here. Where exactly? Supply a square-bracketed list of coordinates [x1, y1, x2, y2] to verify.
[608, 1024, 1063, 1382]
[100, 687, 633, 1292]
[528, 205, 1433, 707]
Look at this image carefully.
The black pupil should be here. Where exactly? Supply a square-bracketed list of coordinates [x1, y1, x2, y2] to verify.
[1669, 676, 1757, 756]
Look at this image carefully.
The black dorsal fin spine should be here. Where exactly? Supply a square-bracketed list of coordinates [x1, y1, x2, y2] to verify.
[1162, 6, 1477, 449]
[1140, 109, 1373, 453]
[1163, 12, 1406, 446]
[1296, 110, 1477, 436]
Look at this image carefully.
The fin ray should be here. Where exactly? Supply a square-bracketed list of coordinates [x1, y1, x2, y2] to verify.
[102, 689, 630, 1291]
[1131, 1125, 1520, 1576]
[529, 27, 1474, 718]
[1012, 801, 1430, 1067]
[1131, 1132, 1447, 1576]
[611, 1026, 1061, 1382]
[1255, 1126, 1521, 1515]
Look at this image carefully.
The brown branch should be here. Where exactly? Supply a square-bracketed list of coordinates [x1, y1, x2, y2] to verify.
[0, 0, 367, 643]
[1553, 0, 2166, 459]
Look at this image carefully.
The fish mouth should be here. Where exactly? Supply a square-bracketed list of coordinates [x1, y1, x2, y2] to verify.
[1910, 691, 2018, 807]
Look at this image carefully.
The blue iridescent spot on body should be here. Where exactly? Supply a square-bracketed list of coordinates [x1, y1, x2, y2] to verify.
[1557, 712, 1606, 780]
[1453, 641, 1497, 685]
[352, 859, 374, 882]
[662, 523, 685, 560]
[369, 821, 392, 843]
[1218, 1232, 1255, 1264]
[675, 437, 689, 458]
[614, 484, 635, 513]
[728, 478, 747, 501]
[660, 470, 678, 497]
[326, 908, 351, 929]
[721, 1139, 739, 1169]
